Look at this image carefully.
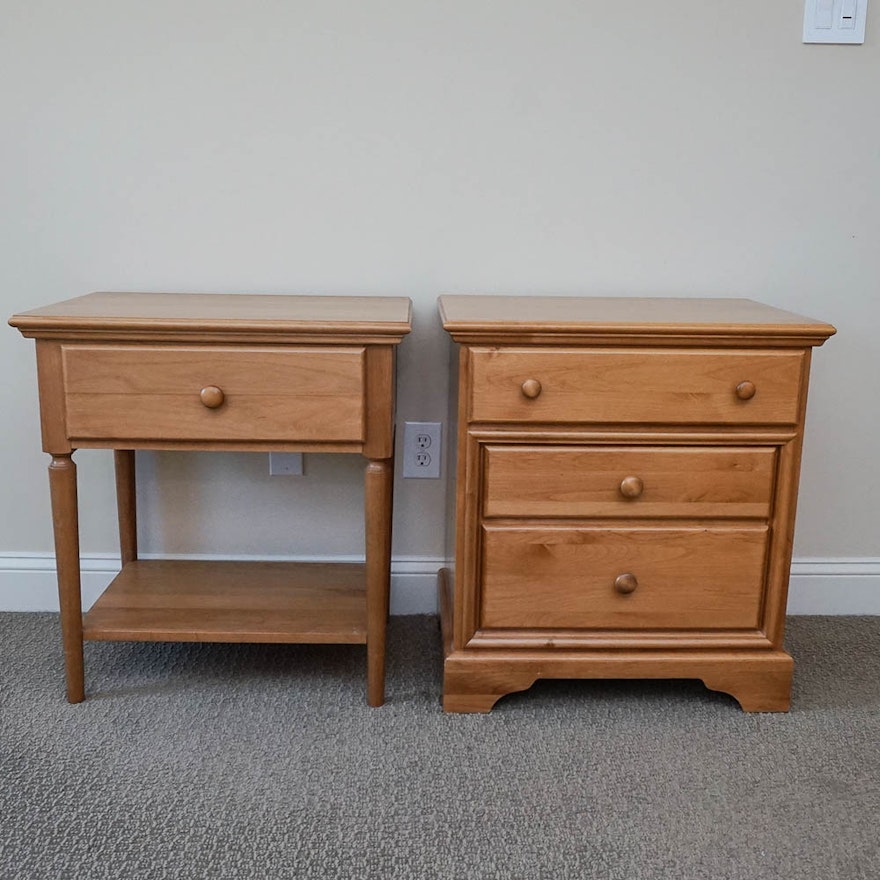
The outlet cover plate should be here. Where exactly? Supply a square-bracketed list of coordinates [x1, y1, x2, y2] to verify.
[269, 452, 304, 476]
[403, 422, 441, 479]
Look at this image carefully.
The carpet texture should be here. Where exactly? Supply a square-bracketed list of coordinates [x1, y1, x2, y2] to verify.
[1, 614, 878, 879]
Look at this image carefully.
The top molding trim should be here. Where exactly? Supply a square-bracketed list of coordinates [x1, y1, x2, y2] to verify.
[438, 295, 836, 347]
[9, 292, 413, 343]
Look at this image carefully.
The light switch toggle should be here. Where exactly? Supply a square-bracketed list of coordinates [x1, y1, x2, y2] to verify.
[817, 0, 834, 27]
[840, 0, 857, 27]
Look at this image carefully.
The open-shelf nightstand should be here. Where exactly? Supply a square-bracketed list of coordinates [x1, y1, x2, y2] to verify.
[10, 291, 411, 705]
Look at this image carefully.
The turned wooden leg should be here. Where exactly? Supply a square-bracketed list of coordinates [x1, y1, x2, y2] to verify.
[364, 457, 393, 707]
[114, 450, 138, 564]
[48, 453, 84, 703]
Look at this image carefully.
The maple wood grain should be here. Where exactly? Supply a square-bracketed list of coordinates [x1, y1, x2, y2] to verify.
[83, 560, 368, 643]
[468, 347, 805, 425]
[113, 450, 137, 565]
[440, 294, 834, 713]
[11, 291, 412, 340]
[62, 345, 366, 443]
[48, 454, 84, 703]
[11, 292, 410, 704]
[439, 295, 836, 346]
[480, 524, 768, 630]
[482, 444, 776, 519]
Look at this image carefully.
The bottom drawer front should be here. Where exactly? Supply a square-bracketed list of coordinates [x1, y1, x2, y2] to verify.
[480, 525, 768, 631]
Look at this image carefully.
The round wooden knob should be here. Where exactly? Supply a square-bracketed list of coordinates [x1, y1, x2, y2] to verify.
[619, 476, 644, 499]
[199, 385, 225, 409]
[521, 379, 542, 399]
[735, 381, 756, 401]
[614, 573, 639, 595]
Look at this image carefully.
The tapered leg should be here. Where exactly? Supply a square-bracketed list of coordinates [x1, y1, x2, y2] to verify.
[114, 450, 138, 564]
[48, 453, 84, 703]
[365, 457, 393, 707]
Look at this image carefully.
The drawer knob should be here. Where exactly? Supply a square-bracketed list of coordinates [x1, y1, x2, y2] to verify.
[521, 379, 543, 399]
[619, 476, 644, 499]
[199, 385, 225, 409]
[614, 573, 639, 595]
[735, 380, 757, 401]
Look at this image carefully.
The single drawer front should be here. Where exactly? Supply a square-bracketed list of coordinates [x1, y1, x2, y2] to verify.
[469, 348, 804, 425]
[483, 445, 777, 519]
[480, 524, 768, 631]
[62, 345, 365, 442]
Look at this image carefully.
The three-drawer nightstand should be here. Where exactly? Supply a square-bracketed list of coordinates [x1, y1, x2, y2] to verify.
[438, 295, 835, 713]
[9, 292, 411, 705]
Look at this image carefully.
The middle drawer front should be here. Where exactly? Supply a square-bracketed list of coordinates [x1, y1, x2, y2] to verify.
[480, 524, 769, 631]
[483, 445, 777, 519]
[469, 347, 804, 425]
[62, 345, 366, 443]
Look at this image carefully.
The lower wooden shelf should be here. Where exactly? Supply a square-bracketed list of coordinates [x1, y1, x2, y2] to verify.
[83, 559, 367, 644]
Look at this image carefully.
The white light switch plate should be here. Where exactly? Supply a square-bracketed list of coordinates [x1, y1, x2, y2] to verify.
[804, 0, 868, 43]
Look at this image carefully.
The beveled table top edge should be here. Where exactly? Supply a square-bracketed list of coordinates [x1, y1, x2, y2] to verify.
[437, 295, 836, 343]
[9, 291, 413, 340]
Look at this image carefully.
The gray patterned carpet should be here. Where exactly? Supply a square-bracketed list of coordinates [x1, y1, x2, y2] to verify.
[1, 613, 878, 879]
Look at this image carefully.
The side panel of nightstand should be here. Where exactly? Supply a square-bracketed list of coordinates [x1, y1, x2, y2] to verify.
[35, 341, 71, 454]
[761, 348, 814, 649]
[364, 345, 397, 460]
[452, 345, 492, 653]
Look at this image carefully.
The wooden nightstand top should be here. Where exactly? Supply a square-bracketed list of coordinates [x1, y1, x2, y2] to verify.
[438, 295, 836, 346]
[10, 292, 412, 343]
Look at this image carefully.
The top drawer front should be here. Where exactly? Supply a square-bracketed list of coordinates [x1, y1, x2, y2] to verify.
[469, 348, 804, 425]
[62, 345, 365, 443]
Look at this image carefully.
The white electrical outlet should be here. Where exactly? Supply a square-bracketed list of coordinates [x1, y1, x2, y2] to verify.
[269, 452, 304, 476]
[402, 422, 442, 479]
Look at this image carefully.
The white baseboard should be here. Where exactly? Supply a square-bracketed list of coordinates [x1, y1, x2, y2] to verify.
[1, 553, 878, 615]
[787, 559, 880, 614]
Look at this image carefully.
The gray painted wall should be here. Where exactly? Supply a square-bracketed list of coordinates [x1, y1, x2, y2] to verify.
[2, 2, 877, 610]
